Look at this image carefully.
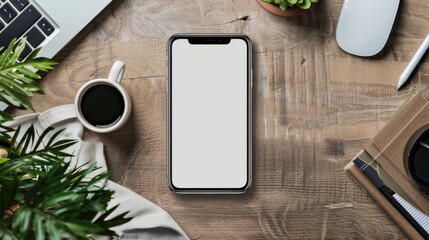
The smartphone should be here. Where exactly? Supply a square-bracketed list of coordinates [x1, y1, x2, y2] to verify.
[167, 34, 252, 194]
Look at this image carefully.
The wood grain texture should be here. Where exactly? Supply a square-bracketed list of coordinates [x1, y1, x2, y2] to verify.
[13, 0, 429, 239]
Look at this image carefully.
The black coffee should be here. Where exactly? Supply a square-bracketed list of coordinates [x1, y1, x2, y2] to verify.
[411, 144, 429, 185]
[81, 84, 125, 127]
[409, 130, 429, 189]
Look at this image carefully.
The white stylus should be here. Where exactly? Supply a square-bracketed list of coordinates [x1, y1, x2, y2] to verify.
[397, 34, 429, 90]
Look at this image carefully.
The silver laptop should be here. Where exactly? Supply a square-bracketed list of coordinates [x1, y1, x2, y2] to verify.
[0, 0, 112, 109]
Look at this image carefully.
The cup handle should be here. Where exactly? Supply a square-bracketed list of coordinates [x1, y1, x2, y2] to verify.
[107, 60, 125, 83]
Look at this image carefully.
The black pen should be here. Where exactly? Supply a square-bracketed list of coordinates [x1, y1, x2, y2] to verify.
[354, 158, 429, 239]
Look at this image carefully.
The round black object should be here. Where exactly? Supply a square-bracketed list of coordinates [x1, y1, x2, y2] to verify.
[80, 84, 125, 127]
[404, 125, 429, 194]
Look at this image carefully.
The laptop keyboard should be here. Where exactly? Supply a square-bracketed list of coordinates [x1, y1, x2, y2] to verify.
[0, 0, 55, 58]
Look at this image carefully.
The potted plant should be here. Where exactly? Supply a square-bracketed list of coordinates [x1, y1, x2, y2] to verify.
[256, 0, 318, 17]
[0, 38, 131, 239]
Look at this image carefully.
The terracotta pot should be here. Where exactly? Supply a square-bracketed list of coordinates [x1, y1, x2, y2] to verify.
[256, 0, 311, 17]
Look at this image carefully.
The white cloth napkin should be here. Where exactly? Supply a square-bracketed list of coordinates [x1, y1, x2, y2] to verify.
[4, 105, 188, 240]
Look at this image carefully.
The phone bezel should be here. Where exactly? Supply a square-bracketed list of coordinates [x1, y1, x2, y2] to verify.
[166, 33, 253, 194]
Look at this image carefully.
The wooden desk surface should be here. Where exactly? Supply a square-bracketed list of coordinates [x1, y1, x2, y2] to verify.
[14, 0, 429, 238]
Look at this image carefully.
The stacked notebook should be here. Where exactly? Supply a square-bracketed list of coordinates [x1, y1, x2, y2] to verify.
[345, 88, 429, 240]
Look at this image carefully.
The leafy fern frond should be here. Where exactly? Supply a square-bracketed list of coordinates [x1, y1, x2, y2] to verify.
[0, 38, 57, 122]
[0, 126, 131, 239]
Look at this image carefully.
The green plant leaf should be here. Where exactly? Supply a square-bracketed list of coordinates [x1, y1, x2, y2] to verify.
[0, 38, 57, 112]
[0, 158, 10, 164]
[0, 111, 13, 123]
[0, 125, 132, 239]
[0, 224, 20, 240]
[32, 126, 53, 152]
[0, 175, 18, 215]
[8, 125, 20, 155]
[41, 192, 79, 208]
[279, 2, 288, 10]
[65, 220, 104, 237]
[15, 125, 35, 154]
[34, 214, 45, 240]
[0, 39, 17, 69]
[266, 0, 315, 9]
[296, 0, 311, 9]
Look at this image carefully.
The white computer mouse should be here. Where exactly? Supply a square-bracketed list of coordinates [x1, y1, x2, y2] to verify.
[336, 0, 400, 57]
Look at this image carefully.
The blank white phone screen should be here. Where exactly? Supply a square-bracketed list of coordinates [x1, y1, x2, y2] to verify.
[171, 38, 248, 189]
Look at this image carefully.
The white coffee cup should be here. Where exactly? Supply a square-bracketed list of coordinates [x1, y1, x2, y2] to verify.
[74, 61, 132, 133]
